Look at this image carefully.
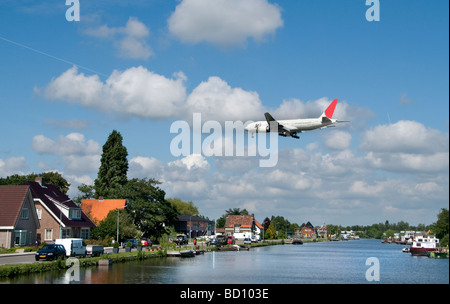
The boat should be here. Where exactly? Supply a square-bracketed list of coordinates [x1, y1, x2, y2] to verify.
[402, 247, 410, 253]
[180, 250, 195, 257]
[167, 250, 196, 257]
[410, 235, 439, 256]
[427, 251, 448, 259]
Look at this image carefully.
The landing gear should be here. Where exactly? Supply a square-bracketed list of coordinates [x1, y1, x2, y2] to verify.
[278, 132, 300, 139]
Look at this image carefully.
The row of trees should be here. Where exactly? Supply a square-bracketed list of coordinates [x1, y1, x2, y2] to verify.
[214, 207, 449, 246]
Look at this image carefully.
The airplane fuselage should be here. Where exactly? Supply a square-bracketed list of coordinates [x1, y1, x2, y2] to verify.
[246, 118, 336, 134]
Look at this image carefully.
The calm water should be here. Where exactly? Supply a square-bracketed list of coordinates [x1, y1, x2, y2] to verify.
[2, 239, 448, 284]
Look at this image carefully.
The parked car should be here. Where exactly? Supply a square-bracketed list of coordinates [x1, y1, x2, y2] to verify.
[86, 244, 104, 257]
[227, 236, 235, 244]
[35, 244, 66, 261]
[244, 238, 252, 245]
[140, 238, 152, 247]
[208, 237, 219, 246]
[175, 234, 188, 245]
[55, 238, 87, 257]
[216, 235, 227, 246]
[122, 239, 138, 248]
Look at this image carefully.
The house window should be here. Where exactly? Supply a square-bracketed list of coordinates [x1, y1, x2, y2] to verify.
[20, 208, 29, 219]
[234, 225, 240, 233]
[36, 209, 42, 220]
[14, 230, 27, 246]
[69, 208, 81, 220]
[45, 229, 53, 241]
[61, 229, 71, 239]
[81, 229, 90, 239]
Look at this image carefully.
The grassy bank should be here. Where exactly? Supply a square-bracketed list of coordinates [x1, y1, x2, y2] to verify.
[0, 250, 165, 278]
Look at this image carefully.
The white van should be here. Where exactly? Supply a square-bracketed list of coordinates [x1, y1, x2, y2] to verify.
[55, 238, 87, 257]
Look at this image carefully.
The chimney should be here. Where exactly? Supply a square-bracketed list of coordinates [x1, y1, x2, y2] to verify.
[98, 196, 104, 201]
[35, 177, 44, 186]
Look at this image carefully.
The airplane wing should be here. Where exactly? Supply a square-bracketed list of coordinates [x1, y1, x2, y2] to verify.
[264, 112, 297, 134]
[264, 112, 285, 132]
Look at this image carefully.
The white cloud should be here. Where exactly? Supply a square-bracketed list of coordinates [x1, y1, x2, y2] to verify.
[128, 154, 211, 199]
[360, 120, 449, 154]
[65, 174, 95, 198]
[349, 180, 385, 196]
[323, 130, 352, 150]
[360, 120, 449, 173]
[32, 133, 101, 156]
[0, 156, 28, 177]
[44, 66, 187, 120]
[186, 76, 266, 121]
[84, 17, 153, 59]
[31, 133, 101, 175]
[128, 156, 164, 179]
[168, 154, 209, 170]
[43, 67, 267, 122]
[168, 0, 283, 47]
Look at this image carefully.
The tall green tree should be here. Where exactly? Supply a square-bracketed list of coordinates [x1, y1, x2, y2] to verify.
[265, 222, 277, 240]
[123, 178, 178, 240]
[262, 217, 271, 232]
[91, 209, 139, 241]
[167, 198, 199, 216]
[94, 130, 128, 198]
[432, 208, 449, 246]
[271, 215, 291, 233]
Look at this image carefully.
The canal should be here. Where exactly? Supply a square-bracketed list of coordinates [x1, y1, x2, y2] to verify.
[1, 239, 448, 284]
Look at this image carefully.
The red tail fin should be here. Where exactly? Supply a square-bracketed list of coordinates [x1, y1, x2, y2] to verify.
[324, 99, 338, 118]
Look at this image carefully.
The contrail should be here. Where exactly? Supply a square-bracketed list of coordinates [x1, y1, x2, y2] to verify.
[0, 35, 108, 77]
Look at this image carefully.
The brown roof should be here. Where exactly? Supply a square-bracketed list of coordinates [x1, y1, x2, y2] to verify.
[81, 199, 127, 224]
[0, 185, 30, 227]
[225, 215, 254, 228]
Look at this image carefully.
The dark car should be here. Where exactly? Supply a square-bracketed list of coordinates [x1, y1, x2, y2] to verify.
[208, 237, 219, 246]
[35, 244, 66, 261]
[216, 235, 228, 246]
[122, 239, 138, 248]
[175, 234, 188, 245]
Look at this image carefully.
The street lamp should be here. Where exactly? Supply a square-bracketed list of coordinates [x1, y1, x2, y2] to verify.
[117, 206, 126, 244]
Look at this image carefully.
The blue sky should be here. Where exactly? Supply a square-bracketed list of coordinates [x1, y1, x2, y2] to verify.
[0, 0, 448, 227]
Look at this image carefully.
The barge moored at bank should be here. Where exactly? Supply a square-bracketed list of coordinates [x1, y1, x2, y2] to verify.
[410, 235, 440, 256]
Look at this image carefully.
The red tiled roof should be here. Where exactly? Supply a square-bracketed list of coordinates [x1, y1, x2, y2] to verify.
[81, 199, 127, 224]
[0, 185, 30, 227]
[225, 215, 254, 228]
[255, 220, 263, 229]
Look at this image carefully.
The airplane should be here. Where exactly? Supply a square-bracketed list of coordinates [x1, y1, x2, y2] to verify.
[245, 99, 348, 139]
